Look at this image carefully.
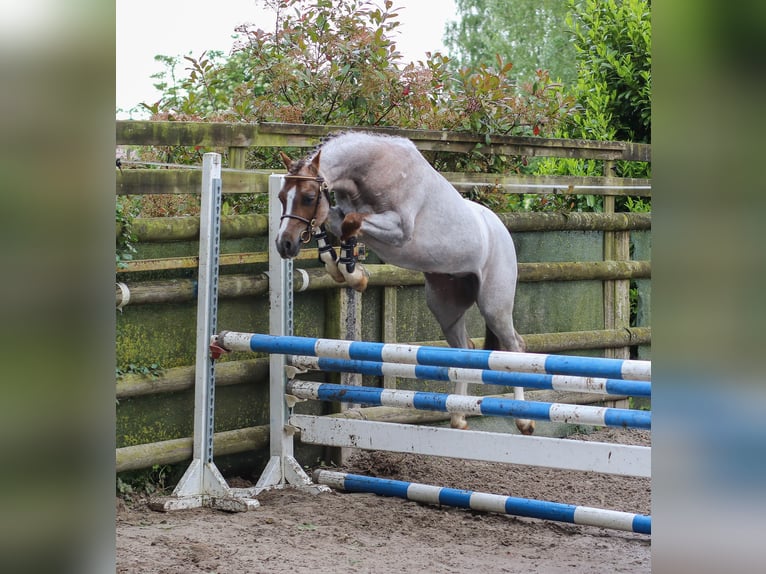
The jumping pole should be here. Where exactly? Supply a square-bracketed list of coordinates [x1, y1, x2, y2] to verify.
[314, 470, 651, 535]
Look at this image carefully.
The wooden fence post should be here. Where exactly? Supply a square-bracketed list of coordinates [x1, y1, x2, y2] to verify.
[228, 146, 248, 170]
[325, 287, 362, 464]
[382, 286, 398, 389]
[602, 160, 631, 366]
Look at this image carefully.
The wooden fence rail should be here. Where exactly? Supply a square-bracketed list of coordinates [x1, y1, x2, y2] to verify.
[117, 121, 650, 162]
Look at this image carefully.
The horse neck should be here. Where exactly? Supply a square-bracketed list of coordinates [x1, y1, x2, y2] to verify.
[320, 136, 424, 202]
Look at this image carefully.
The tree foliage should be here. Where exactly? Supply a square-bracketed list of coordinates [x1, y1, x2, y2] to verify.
[444, 0, 577, 84]
[567, 0, 651, 145]
[535, 0, 651, 204]
[134, 0, 651, 216]
[141, 0, 576, 174]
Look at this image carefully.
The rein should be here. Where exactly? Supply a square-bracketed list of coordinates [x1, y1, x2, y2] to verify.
[281, 174, 331, 243]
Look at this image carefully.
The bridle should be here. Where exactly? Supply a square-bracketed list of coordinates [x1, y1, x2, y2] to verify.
[281, 174, 331, 243]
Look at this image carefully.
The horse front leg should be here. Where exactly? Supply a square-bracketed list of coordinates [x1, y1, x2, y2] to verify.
[334, 210, 407, 292]
[313, 227, 345, 283]
[337, 213, 370, 292]
[323, 206, 367, 290]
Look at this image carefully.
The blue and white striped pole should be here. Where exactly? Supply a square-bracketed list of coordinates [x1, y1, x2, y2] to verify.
[314, 470, 651, 534]
[215, 332, 651, 381]
[291, 355, 651, 397]
[286, 380, 651, 429]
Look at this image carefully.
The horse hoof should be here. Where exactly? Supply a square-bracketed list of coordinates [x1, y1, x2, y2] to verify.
[516, 419, 536, 435]
[341, 266, 368, 292]
[450, 418, 469, 430]
[352, 274, 368, 292]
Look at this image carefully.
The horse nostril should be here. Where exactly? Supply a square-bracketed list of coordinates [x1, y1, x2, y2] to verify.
[277, 237, 296, 258]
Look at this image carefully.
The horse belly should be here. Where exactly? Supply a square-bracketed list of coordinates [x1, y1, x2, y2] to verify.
[361, 234, 479, 275]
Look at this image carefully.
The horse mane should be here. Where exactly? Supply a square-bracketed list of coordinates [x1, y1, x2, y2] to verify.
[317, 130, 408, 156]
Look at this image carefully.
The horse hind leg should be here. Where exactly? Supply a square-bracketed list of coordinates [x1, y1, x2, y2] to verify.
[424, 273, 478, 430]
[484, 325, 534, 435]
[476, 271, 535, 435]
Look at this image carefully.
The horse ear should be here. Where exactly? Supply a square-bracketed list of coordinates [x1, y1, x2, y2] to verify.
[311, 150, 321, 171]
[279, 151, 293, 169]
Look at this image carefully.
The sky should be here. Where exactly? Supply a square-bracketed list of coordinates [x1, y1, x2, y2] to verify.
[116, 0, 456, 118]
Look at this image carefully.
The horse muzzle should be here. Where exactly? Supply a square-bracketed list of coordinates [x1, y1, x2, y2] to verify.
[275, 234, 302, 259]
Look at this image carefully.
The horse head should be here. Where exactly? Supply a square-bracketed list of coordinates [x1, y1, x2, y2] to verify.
[276, 150, 330, 259]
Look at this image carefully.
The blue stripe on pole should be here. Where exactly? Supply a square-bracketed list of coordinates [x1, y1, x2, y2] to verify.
[478, 396, 552, 420]
[413, 391, 449, 412]
[438, 487, 472, 508]
[604, 408, 652, 430]
[632, 514, 652, 535]
[482, 369, 554, 388]
[544, 354, 626, 379]
[505, 497, 577, 523]
[317, 357, 385, 377]
[605, 379, 652, 396]
[314, 384, 384, 406]
[249, 334, 317, 356]
[343, 474, 410, 498]
[416, 346, 492, 370]
[414, 364, 451, 381]
[348, 341, 384, 362]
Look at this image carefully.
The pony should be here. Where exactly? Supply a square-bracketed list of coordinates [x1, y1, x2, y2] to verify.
[276, 132, 533, 434]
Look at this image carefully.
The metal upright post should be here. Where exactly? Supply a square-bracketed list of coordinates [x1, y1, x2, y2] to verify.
[253, 175, 328, 494]
[151, 153, 258, 511]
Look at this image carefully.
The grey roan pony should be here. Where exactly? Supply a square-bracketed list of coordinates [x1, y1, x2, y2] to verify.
[276, 132, 533, 434]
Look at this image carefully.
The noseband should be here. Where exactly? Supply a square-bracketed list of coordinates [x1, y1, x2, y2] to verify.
[281, 174, 330, 243]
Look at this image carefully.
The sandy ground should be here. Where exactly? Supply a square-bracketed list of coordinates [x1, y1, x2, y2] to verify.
[116, 427, 651, 573]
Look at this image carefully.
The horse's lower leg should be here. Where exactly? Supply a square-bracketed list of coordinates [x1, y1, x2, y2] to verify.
[424, 273, 478, 430]
[512, 386, 534, 434]
[337, 236, 368, 291]
[337, 214, 368, 292]
[314, 228, 345, 283]
[484, 326, 533, 434]
[450, 339, 473, 430]
[477, 270, 534, 435]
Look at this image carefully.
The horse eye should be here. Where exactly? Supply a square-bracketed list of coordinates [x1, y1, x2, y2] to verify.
[301, 194, 316, 206]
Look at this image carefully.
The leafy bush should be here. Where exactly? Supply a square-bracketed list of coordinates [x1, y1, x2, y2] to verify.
[567, 0, 651, 144]
[535, 0, 651, 211]
[116, 197, 140, 268]
[141, 0, 576, 175]
[130, 0, 650, 217]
